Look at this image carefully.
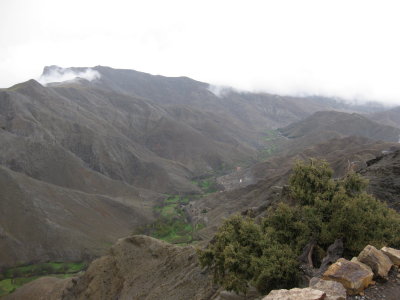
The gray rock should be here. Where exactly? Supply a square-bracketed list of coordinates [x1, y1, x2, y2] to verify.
[310, 278, 346, 300]
[263, 287, 326, 300]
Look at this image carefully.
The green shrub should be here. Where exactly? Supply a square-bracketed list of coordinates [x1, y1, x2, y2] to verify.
[199, 159, 400, 295]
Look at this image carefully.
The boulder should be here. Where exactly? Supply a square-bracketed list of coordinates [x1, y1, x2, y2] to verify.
[263, 287, 326, 300]
[357, 245, 393, 278]
[350, 257, 374, 275]
[322, 258, 373, 295]
[309, 278, 346, 300]
[381, 247, 400, 266]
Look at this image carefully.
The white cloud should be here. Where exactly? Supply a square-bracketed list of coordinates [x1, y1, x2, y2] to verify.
[38, 66, 101, 85]
[0, 0, 400, 105]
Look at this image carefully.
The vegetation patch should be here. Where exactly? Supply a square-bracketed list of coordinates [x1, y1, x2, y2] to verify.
[142, 195, 204, 245]
[263, 129, 279, 141]
[0, 262, 86, 296]
[192, 177, 219, 194]
[258, 129, 282, 160]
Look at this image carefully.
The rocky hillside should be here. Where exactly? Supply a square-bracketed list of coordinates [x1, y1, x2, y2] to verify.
[368, 106, 400, 129]
[189, 136, 400, 242]
[359, 150, 400, 211]
[278, 111, 400, 155]
[4, 235, 218, 300]
[5, 144, 400, 299]
[1, 66, 358, 268]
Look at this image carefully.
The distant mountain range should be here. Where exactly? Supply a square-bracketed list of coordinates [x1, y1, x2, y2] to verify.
[0, 65, 399, 268]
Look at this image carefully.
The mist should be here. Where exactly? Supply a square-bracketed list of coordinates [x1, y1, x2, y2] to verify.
[38, 67, 101, 86]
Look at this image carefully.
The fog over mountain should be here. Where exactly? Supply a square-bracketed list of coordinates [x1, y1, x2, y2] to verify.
[2, 1, 400, 105]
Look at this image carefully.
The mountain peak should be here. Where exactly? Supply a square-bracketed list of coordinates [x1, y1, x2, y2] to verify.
[7, 78, 45, 91]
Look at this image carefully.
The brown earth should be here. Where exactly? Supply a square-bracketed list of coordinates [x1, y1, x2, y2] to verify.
[4, 235, 219, 300]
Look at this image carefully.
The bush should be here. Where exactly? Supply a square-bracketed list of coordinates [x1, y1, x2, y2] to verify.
[198, 215, 298, 295]
[198, 159, 400, 295]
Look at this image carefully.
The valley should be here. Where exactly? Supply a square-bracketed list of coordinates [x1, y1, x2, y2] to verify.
[1, 66, 400, 299]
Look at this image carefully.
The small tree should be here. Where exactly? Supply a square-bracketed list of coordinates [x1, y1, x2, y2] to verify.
[198, 215, 263, 294]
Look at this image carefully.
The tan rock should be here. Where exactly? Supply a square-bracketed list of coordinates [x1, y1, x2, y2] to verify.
[263, 287, 326, 300]
[351, 257, 374, 275]
[381, 246, 400, 266]
[310, 278, 346, 300]
[358, 245, 393, 278]
[322, 258, 373, 295]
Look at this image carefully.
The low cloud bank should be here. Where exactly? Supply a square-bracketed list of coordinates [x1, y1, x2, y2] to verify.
[38, 66, 100, 85]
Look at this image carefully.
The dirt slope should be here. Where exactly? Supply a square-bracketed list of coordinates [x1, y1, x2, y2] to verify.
[5, 235, 218, 300]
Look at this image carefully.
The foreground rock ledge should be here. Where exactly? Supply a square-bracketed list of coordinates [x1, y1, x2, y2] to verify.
[322, 258, 373, 295]
[358, 245, 393, 279]
[263, 287, 326, 300]
[381, 246, 400, 266]
[309, 278, 346, 300]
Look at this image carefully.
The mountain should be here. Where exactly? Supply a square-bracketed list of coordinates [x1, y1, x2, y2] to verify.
[3, 66, 400, 298]
[191, 110, 400, 241]
[189, 136, 400, 242]
[368, 106, 400, 129]
[7, 146, 400, 300]
[280, 110, 400, 142]
[1, 66, 358, 268]
[46, 65, 358, 130]
[277, 111, 400, 155]
[2, 65, 396, 271]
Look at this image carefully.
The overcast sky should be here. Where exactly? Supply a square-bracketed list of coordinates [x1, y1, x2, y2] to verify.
[1, 0, 400, 104]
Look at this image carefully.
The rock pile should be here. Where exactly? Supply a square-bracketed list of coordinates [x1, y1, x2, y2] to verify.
[264, 245, 400, 300]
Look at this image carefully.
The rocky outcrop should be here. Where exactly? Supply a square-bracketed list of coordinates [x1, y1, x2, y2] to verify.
[5, 235, 217, 300]
[322, 258, 373, 295]
[4, 277, 75, 300]
[62, 235, 216, 300]
[309, 278, 346, 300]
[381, 247, 400, 266]
[357, 245, 393, 279]
[263, 287, 326, 300]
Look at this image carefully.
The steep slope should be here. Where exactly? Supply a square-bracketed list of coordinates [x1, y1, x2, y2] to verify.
[359, 150, 400, 211]
[368, 106, 400, 129]
[1, 80, 198, 193]
[0, 165, 155, 268]
[280, 110, 400, 141]
[278, 111, 400, 155]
